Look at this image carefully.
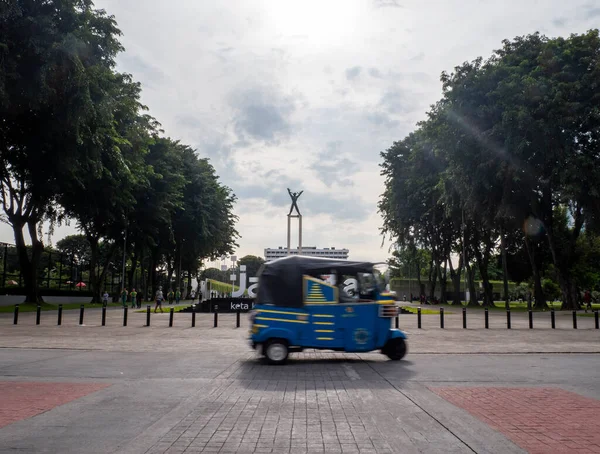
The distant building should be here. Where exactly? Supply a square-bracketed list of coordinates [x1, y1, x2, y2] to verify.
[264, 246, 349, 262]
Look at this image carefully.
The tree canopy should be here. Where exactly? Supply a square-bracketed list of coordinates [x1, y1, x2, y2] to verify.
[0, 0, 239, 302]
[380, 30, 600, 309]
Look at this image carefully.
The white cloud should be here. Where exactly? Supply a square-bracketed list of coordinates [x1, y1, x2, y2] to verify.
[1, 0, 594, 264]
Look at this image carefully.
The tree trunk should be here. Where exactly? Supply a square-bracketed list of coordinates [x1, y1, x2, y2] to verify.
[147, 255, 155, 299]
[465, 261, 478, 306]
[500, 226, 510, 310]
[414, 257, 422, 296]
[86, 238, 117, 303]
[166, 253, 174, 292]
[524, 236, 547, 309]
[11, 218, 44, 303]
[139, 247, 147, 302]
[449, 255, 462, 305]
[186, 268, 193, 299]
[473, 237, 494, 307]
[429, 261, 438, 300]
[128, 249, 138, 292]
[438, 258, 448, 304]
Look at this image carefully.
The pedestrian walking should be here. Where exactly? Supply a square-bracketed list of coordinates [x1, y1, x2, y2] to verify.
[168, 289, 174, 305]
[584, 290, 592, 312]
[130, 288, 137, 309]
[102, 291, 109, 307]
[154, 287, 164, 313]
[175, 288, 181, 304]
[120, 288, 128, 308]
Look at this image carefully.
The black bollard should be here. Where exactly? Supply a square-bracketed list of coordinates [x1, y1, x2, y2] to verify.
[36, 305, 41, 325]
[236, 310, 241, 328]
[192, 311, 196, 328]
[551, 309, 555, 329]
[595, 311, 599, 330]
[485, 307, 489, 329]
[101, 306, 106, 326]
[417, 307, 422, 329]
[506, 309, 511, 329]
[146, 305, 151, 327]
[528, 310, 533, 329]
[79, 305, 84, 325]
[395, 314, 399, 329]
[462, 307, 467, 329]
[572, 310, 577, 329]
[440, 307, 444, 329]
[58, 304, 63, 326]
[169, 308, 174, 327]
[213, 307, 218, 328]
[13, 304, 19, 325]
[123, 307, 128, 327]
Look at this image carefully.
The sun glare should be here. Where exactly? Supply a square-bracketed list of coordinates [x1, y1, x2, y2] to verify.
[264, 0, 363, 45]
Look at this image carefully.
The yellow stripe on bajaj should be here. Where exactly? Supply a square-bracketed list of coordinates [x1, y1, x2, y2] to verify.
[257, 309, 307, 316]
[255, 316, 308, 324]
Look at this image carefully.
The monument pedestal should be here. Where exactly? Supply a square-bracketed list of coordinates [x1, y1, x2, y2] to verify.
[287, 214, 302, 256]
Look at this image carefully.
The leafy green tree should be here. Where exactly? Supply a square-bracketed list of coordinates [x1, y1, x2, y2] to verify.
[56, 235, 92, 264]
[0, 0, 123, 302]
[238, 255, 265, 286]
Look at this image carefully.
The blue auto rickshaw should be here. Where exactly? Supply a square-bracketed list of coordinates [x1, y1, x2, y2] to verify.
[248, 256, 408, 364]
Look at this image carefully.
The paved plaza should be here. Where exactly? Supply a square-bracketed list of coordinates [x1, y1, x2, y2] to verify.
[1, 307, 600, 453]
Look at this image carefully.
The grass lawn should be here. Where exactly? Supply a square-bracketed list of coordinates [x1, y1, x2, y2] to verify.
[401, 306, 449, 315]
[0, 302, 122, 313]
[134, 304, 190, 314]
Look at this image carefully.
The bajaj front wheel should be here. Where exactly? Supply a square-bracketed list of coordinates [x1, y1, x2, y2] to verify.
[384, 338, 407, 361]
[264, 339, 289, 365]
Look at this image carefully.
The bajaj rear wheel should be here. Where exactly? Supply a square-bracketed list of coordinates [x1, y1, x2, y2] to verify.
[384, 338, 407, 361]
[264, 339, 289, 365]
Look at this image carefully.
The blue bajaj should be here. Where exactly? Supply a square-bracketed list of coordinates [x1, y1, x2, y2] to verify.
[248, 256, 407, 365]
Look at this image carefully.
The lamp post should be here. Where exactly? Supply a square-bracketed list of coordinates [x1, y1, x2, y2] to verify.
[230, 255, 237, 295]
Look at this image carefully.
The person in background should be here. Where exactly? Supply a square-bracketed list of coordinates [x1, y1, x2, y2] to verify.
[120, 288, 128, 308]
[130, 288, 137, 309]
[175, 288, 181, 304]
[584, 290, 592, 312]
[154, 287, 164, 313]
[168, 289, 174, 305]
[102, 290, 109, 307]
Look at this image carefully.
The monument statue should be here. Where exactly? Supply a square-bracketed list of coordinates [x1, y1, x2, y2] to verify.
[287, 188, 303, 216]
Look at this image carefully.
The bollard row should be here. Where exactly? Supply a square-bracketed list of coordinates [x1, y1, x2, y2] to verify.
[9, 304, 599, 330]
[10, 304, 243, 328]
[416, 306, 597, 330]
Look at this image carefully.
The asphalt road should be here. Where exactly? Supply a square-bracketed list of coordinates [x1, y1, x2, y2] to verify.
[1, 345, 599, 454]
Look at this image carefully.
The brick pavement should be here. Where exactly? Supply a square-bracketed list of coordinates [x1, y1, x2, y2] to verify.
[0, 381, 110, 428]
[430, 387, 600, 454]
[140, 359, 473, 454]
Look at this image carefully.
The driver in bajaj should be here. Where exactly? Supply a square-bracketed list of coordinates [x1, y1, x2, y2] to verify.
[336, 272, 354, 303]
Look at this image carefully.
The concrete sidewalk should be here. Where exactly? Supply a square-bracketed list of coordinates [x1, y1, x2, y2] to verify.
[1, 308, 599, 354]
[1, 308, 600, 454]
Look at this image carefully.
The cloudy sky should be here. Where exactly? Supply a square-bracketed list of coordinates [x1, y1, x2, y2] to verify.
[1, 0, 597, 263]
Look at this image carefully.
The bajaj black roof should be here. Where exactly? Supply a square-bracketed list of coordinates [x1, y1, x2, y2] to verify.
[256, 255, 375, 308]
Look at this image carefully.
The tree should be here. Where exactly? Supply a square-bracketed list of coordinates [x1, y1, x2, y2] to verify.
[0, 0, 124, 302]
[379, 30, 600, 309]
[238, 255, 265, 286]
[59, 72, 156, 303]
[56, 235, 92, 264]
